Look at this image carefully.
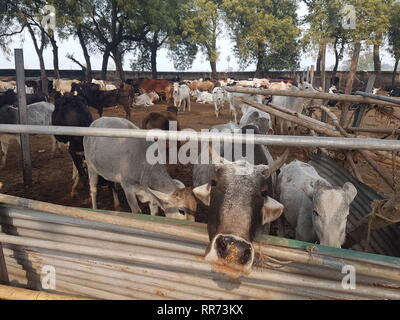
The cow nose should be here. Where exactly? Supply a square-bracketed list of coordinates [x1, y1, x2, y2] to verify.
[215, 235, 253, 265]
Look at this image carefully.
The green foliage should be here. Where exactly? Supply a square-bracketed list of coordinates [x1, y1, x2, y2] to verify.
[222, 0, 300, 72]
[130, 48, 151, 72]
[181, 0, 221, 64]
[167, 40, 198, 71]
[388, 1, 400, 64]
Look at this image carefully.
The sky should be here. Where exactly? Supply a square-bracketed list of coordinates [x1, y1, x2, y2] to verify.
[0, 2, 396, 73]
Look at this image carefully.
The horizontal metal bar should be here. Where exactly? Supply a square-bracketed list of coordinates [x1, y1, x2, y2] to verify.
[0, 124, 400, 151]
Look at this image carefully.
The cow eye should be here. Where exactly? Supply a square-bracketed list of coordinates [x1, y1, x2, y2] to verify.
[211, 179, 218, 187]
[313, 210, 319, 217]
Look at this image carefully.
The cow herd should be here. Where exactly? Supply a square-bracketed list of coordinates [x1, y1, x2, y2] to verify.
[0, 76, 362, 277]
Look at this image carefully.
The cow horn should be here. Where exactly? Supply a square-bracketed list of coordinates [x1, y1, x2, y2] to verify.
[265, 149, 290, 176]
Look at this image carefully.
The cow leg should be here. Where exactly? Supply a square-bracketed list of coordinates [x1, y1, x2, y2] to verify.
[188, 98, 191, 112]
[0, 141, 9, 169]
[214, 102, 219, 118]
[50, 136, 62, 157]
[121, 183, 142, 214]
[87, 165, 99, 210]
[110, 183, 121, 210]
[0, 135, 20, 169]
[149, 198, 159, 216]
[71, 161, 80, 198]
[276, 216, 286, 238]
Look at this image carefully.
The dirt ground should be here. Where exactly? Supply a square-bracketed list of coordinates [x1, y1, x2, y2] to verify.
[0, 99, 398, 226]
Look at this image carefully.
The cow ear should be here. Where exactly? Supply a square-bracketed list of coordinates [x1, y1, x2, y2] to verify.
[148, 188, 172, 203]
[261, 197, 284, 225]
[193, 184, 211, 206]
[343, 182, 357, 204]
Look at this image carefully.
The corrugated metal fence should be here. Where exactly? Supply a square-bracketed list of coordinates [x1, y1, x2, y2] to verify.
[0, 197, 399, 300]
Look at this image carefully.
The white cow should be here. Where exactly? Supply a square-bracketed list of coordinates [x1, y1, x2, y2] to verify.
[239, 107, 272, 134]
[53, 79, 81, 95]
[173, 84, 191, 112]
[277, 160, 357, 248]
[83, 117, 197, 220]
[212, 87, 226, 118]
[227, 91, 264, 123]
[196, 91, 214, 104]
[271, 82, 317, 134]
[92, 78, 118, 91]
[0, 102, 60, 169]
[133, 92, 160, 108]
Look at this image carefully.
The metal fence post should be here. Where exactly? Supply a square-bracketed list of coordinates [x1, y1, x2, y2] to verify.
[14, 49, 32, 186]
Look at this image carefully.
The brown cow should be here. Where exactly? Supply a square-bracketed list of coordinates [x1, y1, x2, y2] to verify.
[139, 78, 173, 103]
[141, 106, 180, 131]
[191, 81, 215, 93]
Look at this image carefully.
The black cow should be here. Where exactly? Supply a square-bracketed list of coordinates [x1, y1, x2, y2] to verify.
[0, 90, 16, 107]
[52, 93, 93, 193]
[390, 88, 400, 97]
[0, 89, 48, 107]
[71, 82, 133, 119]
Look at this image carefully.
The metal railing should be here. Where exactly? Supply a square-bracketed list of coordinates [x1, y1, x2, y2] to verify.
[0, 124, 400, 151]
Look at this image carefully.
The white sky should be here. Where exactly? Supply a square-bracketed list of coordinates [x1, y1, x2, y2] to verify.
[0, 2, 396, 72]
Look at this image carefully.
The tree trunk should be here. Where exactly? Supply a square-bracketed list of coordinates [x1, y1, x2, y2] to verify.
[373, 36, 382, 88]
[49, 36, 60, 79]
[38, 54, 48, 95]
[111, 46, 124, 82]
[210, 61, 217, 80]
[340, 42, 362, 126]
[77, 26, 92, 82]
[316, 46, 322, 73]
[392, 58, 399, 87]
[255, 43, 265, 78]
[151, 45, 158, 79]
[26, 25, 48, 94]
[333, 38, 340, 77]
[101, 47, 112, 80]
[320, 42, 327, 91]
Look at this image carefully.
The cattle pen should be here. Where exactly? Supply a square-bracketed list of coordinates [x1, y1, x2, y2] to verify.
[1, 81, 400, 300]
[0, 119, 400, 300]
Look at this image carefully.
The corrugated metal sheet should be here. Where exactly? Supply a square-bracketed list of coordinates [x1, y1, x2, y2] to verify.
[0, 201, 400, 300]
[309, 154, 400, 258]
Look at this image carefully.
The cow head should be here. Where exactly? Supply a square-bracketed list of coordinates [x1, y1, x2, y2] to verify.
[193, 149, 289, 278]
[149, 180, 197, 221]
[310, 181, 357, 248]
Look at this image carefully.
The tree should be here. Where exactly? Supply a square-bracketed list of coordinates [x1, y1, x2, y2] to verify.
[222, 0, 300, 77]
[302, 0, 349, 89]
[181, 0, 222, 79]
[388, 1, 400, 87]
[4, 0, 52, 93]
[79, 0, 150, 81]
[339, 0, 392, 125]
[341, 45, 375, 71]
[55, 0, 95, 81]
[0, 2, 25, 55]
